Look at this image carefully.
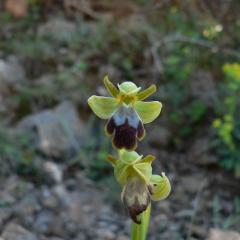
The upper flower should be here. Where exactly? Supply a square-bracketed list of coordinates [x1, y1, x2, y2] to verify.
[88, 76, 162, 151]
[107, 150, 171, 223]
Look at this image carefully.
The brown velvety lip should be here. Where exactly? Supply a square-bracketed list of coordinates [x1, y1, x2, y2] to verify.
[106, 117, 145, 151]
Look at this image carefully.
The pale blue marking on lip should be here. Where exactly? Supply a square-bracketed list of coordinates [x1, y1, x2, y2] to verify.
[113, 106, 126, 126]
[113, 105, 140, 128]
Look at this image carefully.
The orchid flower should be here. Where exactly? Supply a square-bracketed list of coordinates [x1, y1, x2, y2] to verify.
[107, 150, 171, 223]
[88, 76, 162, 150]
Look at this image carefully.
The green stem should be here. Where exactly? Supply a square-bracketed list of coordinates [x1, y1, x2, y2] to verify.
[131, 204, 151, 240]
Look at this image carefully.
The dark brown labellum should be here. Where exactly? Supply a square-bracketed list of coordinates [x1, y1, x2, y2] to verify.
[105, 105, 145, 151]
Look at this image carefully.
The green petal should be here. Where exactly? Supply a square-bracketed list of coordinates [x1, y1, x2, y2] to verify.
[133, 163, 152, 183]
[118, 82, 141, 94]
[135, 101, 162, 124]
[103, 76, 119, 97]
[137, 155, 155, 164]
[150, 173, 171, 201]
[88, 95, 118, 119]
[137, 85, 156, 101]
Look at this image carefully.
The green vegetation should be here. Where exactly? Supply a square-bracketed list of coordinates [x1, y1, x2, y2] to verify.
[213, 63, 240, 177]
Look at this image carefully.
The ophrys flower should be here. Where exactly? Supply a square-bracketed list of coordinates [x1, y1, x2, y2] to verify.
[107, 150, 171, 223]
[88, 76, 162, 150]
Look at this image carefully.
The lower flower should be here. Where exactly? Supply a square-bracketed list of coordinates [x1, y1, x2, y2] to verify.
[107, 150, 171, 224]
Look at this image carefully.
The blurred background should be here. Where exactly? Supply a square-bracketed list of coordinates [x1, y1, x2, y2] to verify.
[0, 0, 240, 240]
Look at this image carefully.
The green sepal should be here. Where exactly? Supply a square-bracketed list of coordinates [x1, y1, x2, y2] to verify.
[132, 155, 155, 183]
[114, 161, 130, 186]
[114, 151, 154, 186]
[135, 101, 162, 124]
[114, 151, 141, 186]
[88, 95, 118, 119]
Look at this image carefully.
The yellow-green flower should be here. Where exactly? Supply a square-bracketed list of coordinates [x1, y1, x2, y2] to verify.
[107, 150, 171, 223]
[88, 76, 162, 150]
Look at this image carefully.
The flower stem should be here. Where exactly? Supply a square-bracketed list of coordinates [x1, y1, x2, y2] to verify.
[131, 204, 151, 240]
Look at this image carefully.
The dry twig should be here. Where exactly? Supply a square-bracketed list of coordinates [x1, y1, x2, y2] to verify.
[156, 34, 240, 60]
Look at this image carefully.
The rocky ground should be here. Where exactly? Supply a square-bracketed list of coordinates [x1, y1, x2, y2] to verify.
[0, 174, 129, 240]
[0, 150, 239, 240]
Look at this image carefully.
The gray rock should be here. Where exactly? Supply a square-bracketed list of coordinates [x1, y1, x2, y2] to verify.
[96, 228, 116, 240]
[1, 223, 38, 240]
[18, 101, 85, 158]
[41, 161, 63, 184]
[52, 185, 71, 206]
[0, 192, 15, 206]
[64, 220, 78, 236]
[0, 208, 12, 226]
[40, 238, 64, 240]
[0, 57, 25, 88]
[33, 210, 55, 234]
[59, 188, 105, 236]
[97, 221, 118, 233]
[40, 187, 59, 209]
[116, 236, 129, 240]
[73, 233, 87, 240]
[43, 218, 65, 237]
[48, 238, 64, 240]
[0, 176, 31, 206]
[207, 228, 240, 240]
[14, 194, 41, 219]
[0, 57, 25, 113]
